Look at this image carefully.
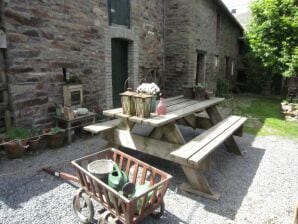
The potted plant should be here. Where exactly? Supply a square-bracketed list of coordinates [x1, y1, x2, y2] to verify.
[43, 127, 65, 149]
[183, 85, 195, 99]
[194, 83, 208, 100]
[136, 82, 160, 113]
[28, 127, 41, 151]
[3, 127, 30, 159]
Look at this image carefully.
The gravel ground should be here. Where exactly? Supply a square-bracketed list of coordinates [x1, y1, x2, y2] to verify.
[0, 129, 297, 224]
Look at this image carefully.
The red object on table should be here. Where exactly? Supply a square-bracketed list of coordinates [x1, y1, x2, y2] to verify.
[156, 97, 167, 115]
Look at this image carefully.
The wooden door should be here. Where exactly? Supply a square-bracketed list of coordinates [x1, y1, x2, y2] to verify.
[111, 39, 128, 107]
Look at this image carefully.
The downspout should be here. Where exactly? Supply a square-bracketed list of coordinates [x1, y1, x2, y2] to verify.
[162, 0, 166, 93]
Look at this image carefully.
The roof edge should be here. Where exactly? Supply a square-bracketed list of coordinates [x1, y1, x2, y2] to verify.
[215, 0, 244, 31]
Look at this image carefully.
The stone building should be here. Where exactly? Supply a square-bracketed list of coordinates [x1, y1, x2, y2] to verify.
[0, 0, 243, 129]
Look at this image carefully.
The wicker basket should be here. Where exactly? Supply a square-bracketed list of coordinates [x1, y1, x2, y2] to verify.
[134, 93, 152, 118]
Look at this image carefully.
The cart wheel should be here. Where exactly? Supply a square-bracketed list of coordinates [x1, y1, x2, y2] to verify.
[150, 201, 165, 219]
[73, 188, 94, 224]
[99, 211, 116, 224]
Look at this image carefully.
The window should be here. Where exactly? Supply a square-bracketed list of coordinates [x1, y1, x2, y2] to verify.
[231, 60, 235, 76]
[216, 13, 220, 46]
[108, 0, 130, 27]
[195, 51, 206, 84]
[214, 55, 219, 70]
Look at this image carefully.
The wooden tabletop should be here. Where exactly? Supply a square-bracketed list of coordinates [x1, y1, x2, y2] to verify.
[103, 96, 224, 127]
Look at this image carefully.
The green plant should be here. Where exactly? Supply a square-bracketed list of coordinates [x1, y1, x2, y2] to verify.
[194, 83, 206, 89]
[30, 127, 40, 137]
[216, 79, 230, 97]
[247, 0, 298, 78]
[50, 127, 64, 134]
[6, 127, 30, 140]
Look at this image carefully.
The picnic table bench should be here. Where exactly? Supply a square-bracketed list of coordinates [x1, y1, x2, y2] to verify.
[84, 96, 247, 200]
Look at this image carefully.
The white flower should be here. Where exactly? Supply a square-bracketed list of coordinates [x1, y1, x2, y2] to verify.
[136, 82, 160, 95]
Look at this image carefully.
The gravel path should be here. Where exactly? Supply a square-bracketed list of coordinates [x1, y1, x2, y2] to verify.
[0, 130, 297, 224]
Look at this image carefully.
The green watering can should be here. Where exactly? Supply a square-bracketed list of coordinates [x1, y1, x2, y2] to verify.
[122, 182, 154, 214]
[108, 163, 128, 191]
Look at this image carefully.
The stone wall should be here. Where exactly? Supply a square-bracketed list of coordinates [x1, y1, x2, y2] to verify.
[164, 0, 193, 96]
[2, 0, 164, 128]
[1, 0, 241, 128]
[164, 0, 243, 95]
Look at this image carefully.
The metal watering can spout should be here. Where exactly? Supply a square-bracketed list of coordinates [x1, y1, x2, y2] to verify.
[108, 163, 128, 191]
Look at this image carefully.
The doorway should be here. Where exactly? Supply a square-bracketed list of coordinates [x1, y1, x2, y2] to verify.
[111, 39, 128, 107]
[195, 51, 206, 85]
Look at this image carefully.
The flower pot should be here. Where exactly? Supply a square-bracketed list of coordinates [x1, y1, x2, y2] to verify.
[28, 136, 41, 151]
[46, 132, 65, 149]
[4, 140, 28, 159]
[183, 86, 195, 99]
[134, 93, 152, 118]
[195, 87, 207, 100]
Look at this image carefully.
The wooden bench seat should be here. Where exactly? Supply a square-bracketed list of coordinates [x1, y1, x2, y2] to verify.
[171, 115, 247, 167]
[83, 118, 121, 134]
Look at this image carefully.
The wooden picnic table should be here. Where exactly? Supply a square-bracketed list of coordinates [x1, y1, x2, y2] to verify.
[88, 95, 246, 200]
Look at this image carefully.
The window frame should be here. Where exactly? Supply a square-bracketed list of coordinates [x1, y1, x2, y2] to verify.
[108, 0, 131, 28]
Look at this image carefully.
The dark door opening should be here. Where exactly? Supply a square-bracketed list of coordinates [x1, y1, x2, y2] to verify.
[196, 52, 205, 84]
[111, 39, 128, 107]
[225, 56, 230, 80]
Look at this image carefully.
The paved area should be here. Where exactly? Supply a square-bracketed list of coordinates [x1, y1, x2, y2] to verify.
[0, 128, 297, 224]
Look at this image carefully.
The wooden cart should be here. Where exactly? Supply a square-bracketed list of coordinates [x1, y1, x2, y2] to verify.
[71, 148, 172, 224]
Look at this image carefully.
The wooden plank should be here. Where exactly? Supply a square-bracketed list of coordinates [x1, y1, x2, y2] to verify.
[141, 97, 224, 127]
[164, 98, 189, 107]
[83, 119, 121, 134]
[206, 106, 243, 155]
[163, 95, 183, 103]
[107, 129, 180, 160]
[103, 108, 123, 117]
[167, 100, 198, 113]
[170, 116, 243, 164]
[188, 117, 247, 165]
[162, 123, 186, 144]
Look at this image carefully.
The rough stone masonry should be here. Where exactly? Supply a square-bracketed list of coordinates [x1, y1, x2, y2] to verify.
[0, 0, 242, 128]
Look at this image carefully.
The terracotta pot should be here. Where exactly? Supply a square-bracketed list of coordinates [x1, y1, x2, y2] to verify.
[28, 136, 41, 151]
[46, 132, 65, 149]
[4, 140, 28, 159]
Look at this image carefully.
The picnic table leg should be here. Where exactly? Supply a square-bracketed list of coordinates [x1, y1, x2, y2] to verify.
[180, 157, 220, 201]
[149, 122, 186, 144]
[206, 106, 242, 155]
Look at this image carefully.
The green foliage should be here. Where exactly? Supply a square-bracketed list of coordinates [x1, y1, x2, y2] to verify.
[50, 127, 64, 134]
[223, 96, 298, 139]
[247, 0, 298, 77]
[216, 79, 230, 97]
[6, 127, 30, 140]
[30, 127, 41, 137]
[194, 83, 206, 89]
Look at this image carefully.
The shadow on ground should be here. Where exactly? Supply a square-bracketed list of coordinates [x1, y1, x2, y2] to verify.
[123, 125, 265, 221]
[0, 125, 265, 223]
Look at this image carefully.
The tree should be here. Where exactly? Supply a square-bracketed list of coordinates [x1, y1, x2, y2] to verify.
[247, 0, 298, 77]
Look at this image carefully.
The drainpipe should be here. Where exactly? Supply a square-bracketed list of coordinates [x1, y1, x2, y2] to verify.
[162, 0, 166, 92]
